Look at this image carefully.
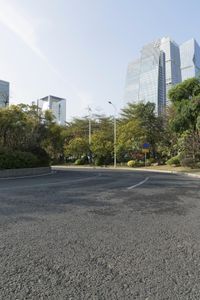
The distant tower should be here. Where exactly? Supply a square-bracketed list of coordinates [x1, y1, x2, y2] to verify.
[180, 38, 200, 81]
[0, 80, 9, 107]
[124, 39, 166, 115]
[124, 37, 184, 113]
[38, 95, 66, 125]
[160, 37, 181, 105]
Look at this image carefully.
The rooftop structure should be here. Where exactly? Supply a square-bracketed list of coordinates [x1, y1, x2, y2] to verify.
[38, 95, 66, 125]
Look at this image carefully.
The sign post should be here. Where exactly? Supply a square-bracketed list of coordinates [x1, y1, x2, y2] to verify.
[142, 143, 150, 167]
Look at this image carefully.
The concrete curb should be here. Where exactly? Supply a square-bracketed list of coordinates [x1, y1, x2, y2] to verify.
[183, 172, 200, 179]
[129, 168, 200, 178]
[0, 167, 52, 179]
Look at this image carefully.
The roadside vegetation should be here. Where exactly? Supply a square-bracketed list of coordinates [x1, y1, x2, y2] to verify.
[0, 78, 199, 169]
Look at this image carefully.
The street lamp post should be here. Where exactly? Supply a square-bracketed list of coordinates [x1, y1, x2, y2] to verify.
[108, 101, 117, 168]
[88, 106, 92, 163]
[88, 106, 92, 146]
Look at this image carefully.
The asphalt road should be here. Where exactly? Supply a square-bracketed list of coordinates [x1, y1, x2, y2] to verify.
[0, 168, 200, 299]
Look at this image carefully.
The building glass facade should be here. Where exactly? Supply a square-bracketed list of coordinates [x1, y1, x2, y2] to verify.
[180, 38, 200, 81]
[0, 80, 9, 107]
[139, 41, 164, 114]
[124, 39, 166, 115]
[158, 51, 166, 114]
[160, 37, 181, 104]
[124, 59, 140, 103]
[124, 36, 200, 114]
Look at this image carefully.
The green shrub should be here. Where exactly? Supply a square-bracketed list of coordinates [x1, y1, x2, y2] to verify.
[149, 157, 156, 164]
[0, 151, 39, 169]
[94, 157, 104, 166]
[127, 160, 145, 167]
[180, 157, 197, 168]
[166, 155, 180, 166]
[137, 160, 145, 167]
[196, 162, 200, 169]
[74, 155, 89, 165]
[75, 158, 85, 165]
[30, 147, 50, 167]
[145, 159, 152, 166]
[127, 160, 137, 167]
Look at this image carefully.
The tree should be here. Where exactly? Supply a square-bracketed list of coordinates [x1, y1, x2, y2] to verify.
[63, 117, 91, 162]
[64, 137, 89, 160]
[90, 117, 113, 165]
[117, 119, 145, 162]
[43, 124, 67, 163]
[168, 78, 200, 162]
[168, 78, 200, 103]
[0, 104, 64, 164]
[119, 102, 164, 159]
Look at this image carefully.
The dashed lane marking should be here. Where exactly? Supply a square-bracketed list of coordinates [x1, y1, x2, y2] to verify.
[127, 177, 150, 190]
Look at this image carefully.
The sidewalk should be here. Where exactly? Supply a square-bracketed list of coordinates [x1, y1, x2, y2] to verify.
[119, 165, 200, 179]
[138, 165, 200, 179]
[52, 165, 200, 179]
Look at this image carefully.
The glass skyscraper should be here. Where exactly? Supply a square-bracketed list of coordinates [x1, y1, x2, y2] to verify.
[139, 41, 166, 115]
[0, 80, 9, 107]
[124, 59, 140, 104]
[160, 37, 181, 105]
[124, 37, 200, 114]
[180, 38, 200, 81]
[124, 39, 167, 115]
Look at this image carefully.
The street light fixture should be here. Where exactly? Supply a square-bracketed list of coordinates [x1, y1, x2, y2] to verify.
[108, 101, 117, 168]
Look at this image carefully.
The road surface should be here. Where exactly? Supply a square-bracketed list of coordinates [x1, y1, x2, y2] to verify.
[0, 168, 200, 299]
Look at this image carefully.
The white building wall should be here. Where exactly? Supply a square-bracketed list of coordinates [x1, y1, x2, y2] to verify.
[38, 95, 66, 125]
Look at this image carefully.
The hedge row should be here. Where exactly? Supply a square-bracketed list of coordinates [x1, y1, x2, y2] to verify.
[0, 149, 50, 170]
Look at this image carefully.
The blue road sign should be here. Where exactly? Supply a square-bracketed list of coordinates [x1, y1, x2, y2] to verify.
[143, 143, 150, 149]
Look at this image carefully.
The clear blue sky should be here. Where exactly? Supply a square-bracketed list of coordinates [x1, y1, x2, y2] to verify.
[0, 0, 199, 120]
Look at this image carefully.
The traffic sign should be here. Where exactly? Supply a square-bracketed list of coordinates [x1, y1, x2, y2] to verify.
[142, 149, 150, 154]
[142, 143, 150, 149]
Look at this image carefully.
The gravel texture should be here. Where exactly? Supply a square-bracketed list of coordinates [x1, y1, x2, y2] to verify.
[0, 168, 200, 299]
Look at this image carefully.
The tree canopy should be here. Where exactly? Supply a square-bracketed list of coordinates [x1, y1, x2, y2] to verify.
[0, 78, 200, 169]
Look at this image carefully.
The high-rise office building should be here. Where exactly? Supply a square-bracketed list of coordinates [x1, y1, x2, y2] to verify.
[124, 39, 167, 115]
[139, 40, 166, 115]
[38, 95, 66, 125]
[160, 37, 182, 105]
[124, 37, 200, 114]
[180, 38, 200, 81]
[0, 80, 9, 107]
[124, 59, 140, 104]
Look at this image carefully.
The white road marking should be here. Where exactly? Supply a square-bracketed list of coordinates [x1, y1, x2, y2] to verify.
[0, 172, 55, 180]
[127, 177, 150, 190]
[0, 176, 95, 191]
